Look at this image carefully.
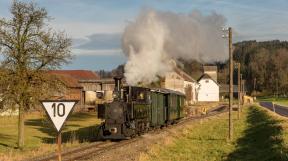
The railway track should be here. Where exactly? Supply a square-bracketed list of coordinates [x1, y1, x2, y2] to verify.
[28, 105, 228, 161]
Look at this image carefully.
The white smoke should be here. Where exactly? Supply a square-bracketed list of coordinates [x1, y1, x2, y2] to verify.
[122, 9, 227, 85]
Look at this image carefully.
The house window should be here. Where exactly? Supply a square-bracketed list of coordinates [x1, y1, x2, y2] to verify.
[205, 80, 209, 83]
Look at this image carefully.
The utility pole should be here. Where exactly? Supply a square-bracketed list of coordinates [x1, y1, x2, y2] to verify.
[228, 27, 233, 140]
[237, 63, 241, 119]
[253, 78, 257, 96]
[222, 27, 233, 140]
[240, 74, 243, 111]
[242, 80, 246, 98]
[276, 79, 279, 99]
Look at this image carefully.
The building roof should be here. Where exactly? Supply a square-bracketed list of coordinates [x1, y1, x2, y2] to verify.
[174, 67, 196, 82]
[151, 87, 185, 96]
[79, 78, 127, 85]
[51, 73, 82, 88]
[197, 73, 219, 85]
[48, 70, 100, 80]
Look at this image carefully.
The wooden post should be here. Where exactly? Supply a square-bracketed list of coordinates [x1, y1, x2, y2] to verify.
[228, 27, 233, 140]
[57, 132, 62, 161]
[240, 74, 243, 112]
[272, 103, 275, 113]
[237, 63, 241, 119]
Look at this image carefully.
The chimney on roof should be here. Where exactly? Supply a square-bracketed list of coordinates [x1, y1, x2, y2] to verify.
[203, 65, 217, 82]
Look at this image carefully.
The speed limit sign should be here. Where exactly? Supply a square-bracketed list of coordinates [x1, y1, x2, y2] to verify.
[40, 100, 78, 132]
[41, 100, 78, 161]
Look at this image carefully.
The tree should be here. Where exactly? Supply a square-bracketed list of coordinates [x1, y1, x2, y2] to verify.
[0, 1, 72, 149]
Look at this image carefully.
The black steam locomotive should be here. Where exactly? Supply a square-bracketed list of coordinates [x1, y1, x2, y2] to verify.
[98, 77, 185, 139]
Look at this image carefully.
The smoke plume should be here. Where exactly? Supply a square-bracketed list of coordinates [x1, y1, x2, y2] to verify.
[122, 9, 227, 85]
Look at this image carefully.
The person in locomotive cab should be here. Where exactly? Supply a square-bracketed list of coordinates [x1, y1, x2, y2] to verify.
[137, 92, 145, 100]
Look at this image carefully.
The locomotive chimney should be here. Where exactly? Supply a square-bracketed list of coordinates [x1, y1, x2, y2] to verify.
[113, 76, 123, 100]
[114, 76, 122, 92]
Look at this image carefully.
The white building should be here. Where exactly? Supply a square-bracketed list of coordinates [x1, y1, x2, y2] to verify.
[197, 66, 220, 102]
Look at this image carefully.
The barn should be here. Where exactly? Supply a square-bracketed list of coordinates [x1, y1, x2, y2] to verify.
[48, 70, 100, 110]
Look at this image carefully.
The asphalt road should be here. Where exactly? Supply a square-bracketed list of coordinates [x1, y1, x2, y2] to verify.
[259, 102, 288, 117]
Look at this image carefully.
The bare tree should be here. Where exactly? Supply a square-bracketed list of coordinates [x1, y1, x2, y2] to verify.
[0, 1, 72, 149]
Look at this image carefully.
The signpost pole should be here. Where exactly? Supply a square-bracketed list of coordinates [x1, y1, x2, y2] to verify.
[40, 100, 78, 161]
[57, 132, 62, 161]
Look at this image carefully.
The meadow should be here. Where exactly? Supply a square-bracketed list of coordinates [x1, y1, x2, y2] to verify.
[0, 111, 101, 160]
[140, 105, 288, 161]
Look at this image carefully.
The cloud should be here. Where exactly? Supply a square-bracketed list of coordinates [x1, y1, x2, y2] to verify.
[50, 21, 124, 39]
[71, 33, 123, 56]
[72, 48, 122, 56]
[74, 33, 122, 50]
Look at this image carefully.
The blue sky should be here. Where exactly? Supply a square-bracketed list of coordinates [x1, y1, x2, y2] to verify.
[1, 0, 288, 70]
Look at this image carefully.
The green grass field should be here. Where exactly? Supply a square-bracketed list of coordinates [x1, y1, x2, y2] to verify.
[141, 105, 288, 161]
[0, 111, 101, 160]
[275, 100, 288, 106]
[257, 97, 288, 106]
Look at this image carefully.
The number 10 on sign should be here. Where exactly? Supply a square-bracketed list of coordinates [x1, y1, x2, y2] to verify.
[52, 103, 65, 117]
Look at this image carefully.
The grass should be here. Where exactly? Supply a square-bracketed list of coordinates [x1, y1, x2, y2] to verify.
[0, 111, 101, 160]
[275, 100, 288, 107]
[257, 96, 288, 106]
[140, 105, 288, 161]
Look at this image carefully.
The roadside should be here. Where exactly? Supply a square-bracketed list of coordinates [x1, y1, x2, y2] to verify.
[257, 97, 288, 107]
[140, 105, 288, 161]
[0, 111, 101, 161]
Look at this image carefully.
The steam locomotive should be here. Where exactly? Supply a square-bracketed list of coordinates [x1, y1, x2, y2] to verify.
[98, 77, 185, 139]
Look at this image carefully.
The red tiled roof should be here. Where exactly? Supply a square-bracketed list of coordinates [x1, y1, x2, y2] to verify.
[48, 70, 100, 80]
[51, 73, 82, 88]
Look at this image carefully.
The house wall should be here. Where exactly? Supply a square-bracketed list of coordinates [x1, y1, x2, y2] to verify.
[85, 91, 96, 105]
[64, 88, 82, 100]
[162, 72, 185, 93]
[184, 81, 197, 104]
[162, 72, 197, 104]
[198, 78, 219, 102]
[79, 82, 100, 91]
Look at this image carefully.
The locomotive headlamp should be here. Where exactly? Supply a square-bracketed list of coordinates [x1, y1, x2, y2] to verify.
[113, 93, 118, 98]
[109, 127, 117, 134]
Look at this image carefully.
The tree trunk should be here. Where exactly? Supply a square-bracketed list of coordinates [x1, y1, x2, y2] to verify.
[18, 105, 25, 149]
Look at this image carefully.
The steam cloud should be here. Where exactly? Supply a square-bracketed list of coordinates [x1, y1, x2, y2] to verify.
[122, 9, 227, 85]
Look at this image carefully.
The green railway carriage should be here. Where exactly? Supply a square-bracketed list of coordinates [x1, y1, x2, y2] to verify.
[178, 95, 185, 118]
[150, 88, 185, 126]
[150, 91, 167, 127]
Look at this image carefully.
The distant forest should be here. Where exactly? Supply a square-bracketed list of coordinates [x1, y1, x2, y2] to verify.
[233, 40, 288, 96]
[182, 40, 288, 96]
[97, 40, 288, 96]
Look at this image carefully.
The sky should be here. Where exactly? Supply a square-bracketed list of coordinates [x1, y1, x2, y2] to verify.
[0, 0, 288, 70]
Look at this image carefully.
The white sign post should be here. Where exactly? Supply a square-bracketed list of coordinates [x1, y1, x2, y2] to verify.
[41, 100, 78, 161]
